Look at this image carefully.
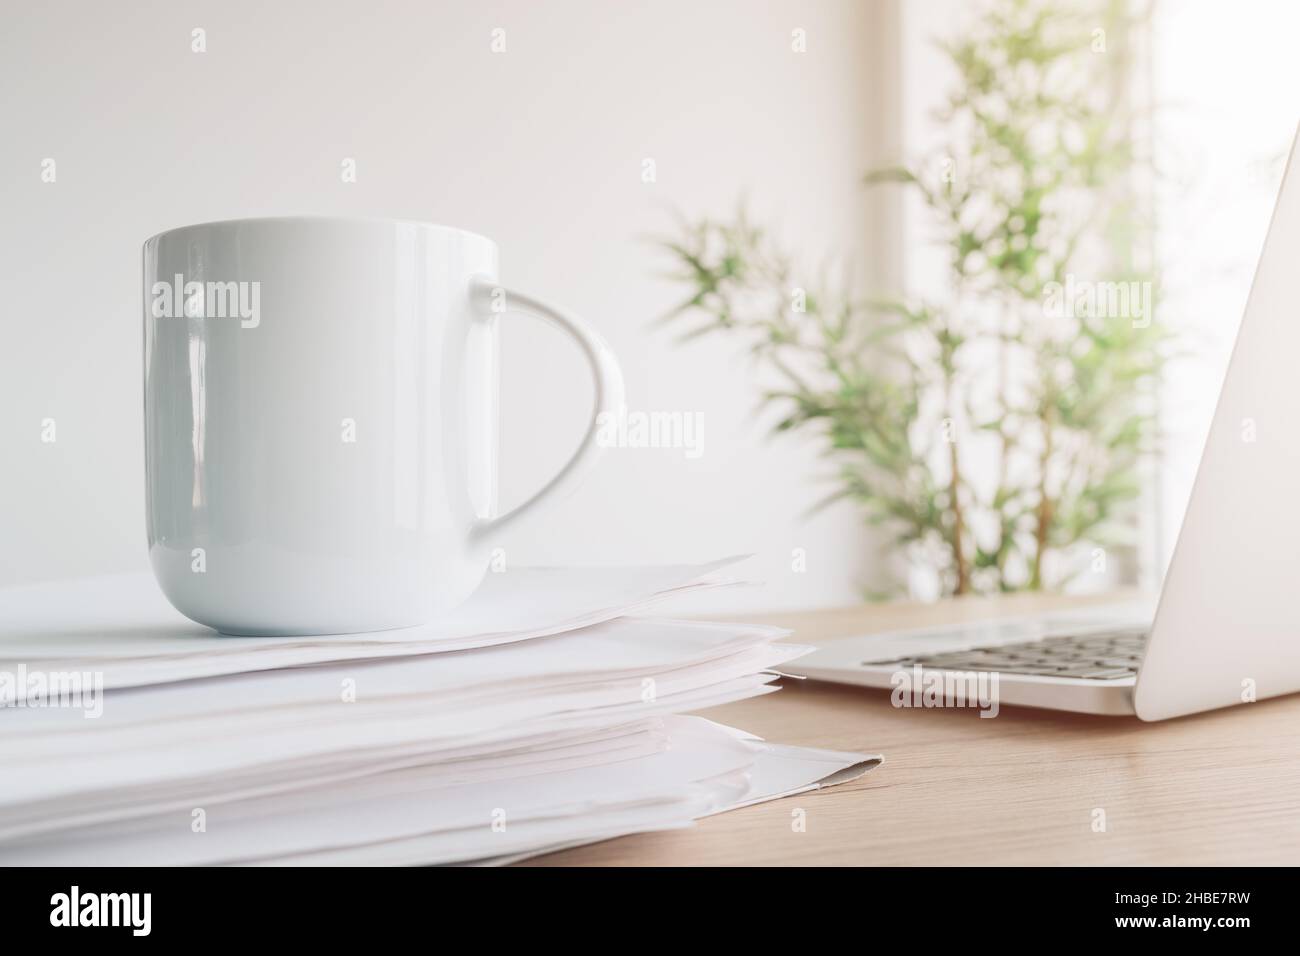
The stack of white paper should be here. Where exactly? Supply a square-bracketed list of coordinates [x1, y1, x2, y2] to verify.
[0, 560, 879, 865]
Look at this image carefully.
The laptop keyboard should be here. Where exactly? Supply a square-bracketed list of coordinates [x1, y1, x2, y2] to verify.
[892, 628, 1148, 680]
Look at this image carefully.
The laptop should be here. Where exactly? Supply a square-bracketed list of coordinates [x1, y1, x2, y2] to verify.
[788, 126, 1300, 721]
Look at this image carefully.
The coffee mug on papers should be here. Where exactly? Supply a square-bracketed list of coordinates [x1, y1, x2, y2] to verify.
[143, 216, 623, 635]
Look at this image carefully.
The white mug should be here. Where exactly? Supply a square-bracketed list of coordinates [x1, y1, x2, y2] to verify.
[143, 216, 623, 635]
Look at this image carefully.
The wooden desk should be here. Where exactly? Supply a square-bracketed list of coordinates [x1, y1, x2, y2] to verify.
[525, 592, 1300, 866]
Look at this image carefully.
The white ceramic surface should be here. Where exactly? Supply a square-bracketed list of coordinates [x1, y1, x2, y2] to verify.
[143, 216, 623, 635]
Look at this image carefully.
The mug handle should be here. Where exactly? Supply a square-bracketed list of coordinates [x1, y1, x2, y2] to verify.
[468, 275, 625, 543]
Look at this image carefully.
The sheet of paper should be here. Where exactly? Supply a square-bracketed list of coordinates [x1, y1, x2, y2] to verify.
[2, 616, 800, 759]
[4, 617, 792, 733]
[0, 558, 747, 688]
[1, 614, 806, 801]
[0, 560, 883, 867]
[286, 726, 882, 867]
[2, 676, 780, 848]
[479, 736, 883, 866]
[0, 717, 880, 866]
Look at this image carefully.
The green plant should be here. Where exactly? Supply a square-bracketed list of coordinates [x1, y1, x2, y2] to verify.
[660, 0, 1164, 598]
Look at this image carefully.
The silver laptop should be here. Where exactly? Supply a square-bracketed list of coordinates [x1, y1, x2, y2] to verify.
[789, 126, 1300, 721]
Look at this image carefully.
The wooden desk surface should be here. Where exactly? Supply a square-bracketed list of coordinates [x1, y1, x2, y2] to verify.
[525, 592, 1300, 866]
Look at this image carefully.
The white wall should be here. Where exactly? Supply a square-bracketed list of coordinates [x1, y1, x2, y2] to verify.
[0, 0, 899, 612]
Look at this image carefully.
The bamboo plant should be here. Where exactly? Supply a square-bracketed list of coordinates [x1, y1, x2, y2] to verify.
[659, 0, 1163, 597]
